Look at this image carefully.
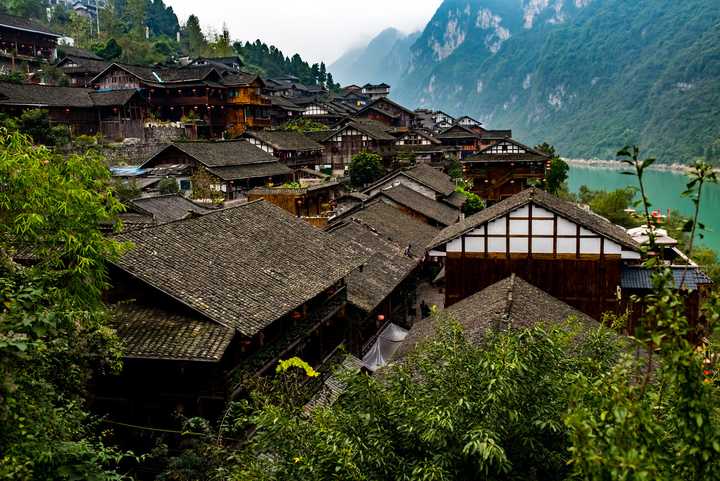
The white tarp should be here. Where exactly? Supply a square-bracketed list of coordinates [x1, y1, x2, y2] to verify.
[362, 323, 409, 372]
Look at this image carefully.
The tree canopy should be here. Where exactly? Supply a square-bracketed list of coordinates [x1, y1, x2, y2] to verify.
[348, 151, 384, 187]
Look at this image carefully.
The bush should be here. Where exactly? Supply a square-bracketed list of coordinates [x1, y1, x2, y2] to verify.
[348, 151, 384, 187]
[158, 177, 180, 195]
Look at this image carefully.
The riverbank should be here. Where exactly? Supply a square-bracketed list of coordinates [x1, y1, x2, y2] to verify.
[564, 158, 719, 175]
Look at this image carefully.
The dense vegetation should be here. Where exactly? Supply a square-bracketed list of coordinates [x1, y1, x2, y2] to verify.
[386, 0, 720, 165]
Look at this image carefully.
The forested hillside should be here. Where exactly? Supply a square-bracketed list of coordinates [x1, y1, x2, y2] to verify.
[391, 0, 720, 164]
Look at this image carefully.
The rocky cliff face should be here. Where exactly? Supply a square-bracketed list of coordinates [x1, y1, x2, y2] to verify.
[340, 0, 720, 163]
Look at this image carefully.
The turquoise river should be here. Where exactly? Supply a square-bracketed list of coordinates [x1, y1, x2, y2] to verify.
[568, 165, 720, 253]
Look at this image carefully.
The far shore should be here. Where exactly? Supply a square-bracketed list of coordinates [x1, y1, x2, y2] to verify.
[563, 158, 718, 174]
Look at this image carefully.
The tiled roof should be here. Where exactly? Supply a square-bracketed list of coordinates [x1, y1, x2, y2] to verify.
[395, 275, 598, 358]
[436, 125, 479, 140]
[112, 303, 234, 362]
[344, 119, 395, 141]
[404, 163, 456, 196]
[429, 187, 640, 251]
[222, 72, 262, 86]
[58, 55, 110, 75]
[246, 130, 323, 151]
[330, 221, 419, 313]
[143, 140, 279, 168]
[0, 14, 60, 37]
[442, 191, 467, 209]
[464, 138, 550, 162]
[376, 184, 460, 226]
[129, 194, 213, 224]
[0, 82, 140, 108]
[207, 162, 292, 181]
[621, 266, 713, 291]
[344, 201, 439, 258]
[113, 200, 365, 337]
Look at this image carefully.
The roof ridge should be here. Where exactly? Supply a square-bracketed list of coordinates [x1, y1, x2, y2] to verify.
[500, 274, 516, 330]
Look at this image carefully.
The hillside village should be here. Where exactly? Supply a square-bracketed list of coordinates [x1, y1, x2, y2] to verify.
[1, 11, 718, 478]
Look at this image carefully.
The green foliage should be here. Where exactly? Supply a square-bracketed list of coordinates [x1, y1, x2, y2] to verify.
[0, 109, 70, 147]
[95, 38, 123, 61]
[188, 317, 623, 481]
[565, 147, 720, 480]
[158, 177, 180, 195]
[455, 184, 484, 216]
[535, 143, 569, 195]
[0, 71, 25, 84]
[348, 151, 384, 187]
[576, 185, 639, 228]
[0, 129, 133, 479]
[280, 118, 330, 133]
[447, 157, 463, 180]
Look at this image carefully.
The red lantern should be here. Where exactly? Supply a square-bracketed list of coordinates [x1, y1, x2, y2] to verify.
[291, 311, 302, 320]
[377, 314, 385, 321]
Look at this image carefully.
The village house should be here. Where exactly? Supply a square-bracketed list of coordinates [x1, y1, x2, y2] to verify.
[0, 14, 60, 75]
[310, 119, 397, 174]
[328, 200, 440, 354]
[436, 124, 513, 157]
[362, 163, 464, 210]
[139, 140, 293, 200]
[393, 129, 460, 166]
[395, 274, 599, 358]
[247, 180, 346, 228]
[244, 130, 325, 169]
[361, 82, 390, 100]
[91, 63, 271, 136]
[0, 81, 147, 139]
[292, 96, 354, 126]
[96, 200, 366, 423]
[462, 138, 550, 202]
[367, 184, 462, 228]
[354, 97, 416, 129]
[55, 46, 109, 87]
[427, 187, 646, 320]
[115, 194, 214, 230]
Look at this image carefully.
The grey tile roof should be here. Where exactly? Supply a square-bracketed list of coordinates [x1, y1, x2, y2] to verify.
[396, 275, 598, 358]
[245, 130, 323, 151]
[621, 266, 713, 291]
[0, 82, 139, 108]
[143, 140, 279, 168]
[112, 303, 234, 362]
[113, 200, 365, 337]
[344, 201, 439, 258]
[0, 14, 60, 37]
[207, 162, 292, 181]
[404, 163, 456, 196]
[376, 184, 460, 226]
[57, 55, 110, 74]
[464, 138, 550, 162]
[330, 221, 420, 313]
[429, 187, 640, 251]
[442, 191, 467, 209]
[345, 119, 396, 141]
[129, 194, 213, 224]
[436, 125, 479, 140]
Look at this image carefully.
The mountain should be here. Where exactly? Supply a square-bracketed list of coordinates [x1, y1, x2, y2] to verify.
[391, 0, 720, 164]
[330, 28, 420, 88]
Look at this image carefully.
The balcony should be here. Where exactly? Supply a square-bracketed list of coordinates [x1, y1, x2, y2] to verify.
[228, 92, 271, 106]
[245, 117, 272, 128]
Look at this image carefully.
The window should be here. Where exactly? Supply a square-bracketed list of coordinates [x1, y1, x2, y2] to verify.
[179, 179, 192, 191]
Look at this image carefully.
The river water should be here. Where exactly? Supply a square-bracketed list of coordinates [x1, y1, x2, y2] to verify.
[567, 165, 720, 253]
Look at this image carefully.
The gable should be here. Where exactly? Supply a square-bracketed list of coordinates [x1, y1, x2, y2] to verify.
[441, 202, 635, 258]
[485, 140, 527, 155]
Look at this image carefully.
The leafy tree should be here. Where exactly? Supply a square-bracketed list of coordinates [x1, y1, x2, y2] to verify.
[447, 157, 463, 180]
[191, 167, 224, 204]
[0, 109, 70, 146]
[182, 15, 207, 57]
[95, 38, 123, 60]
[146, 0, 179, 37]
[0, 129, 133, 479]
[535, 143, 569, 196]
[125, 0, 147, 38]
[280, 118, 329, 133]
[456, 185, 485, 216]
[348, 151, 384, 187]
[158, 177, 180, 195]
[577, 185, 639, 228]
[5, 0, 47, 19]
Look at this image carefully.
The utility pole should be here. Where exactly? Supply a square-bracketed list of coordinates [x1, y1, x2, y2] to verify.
[95, 0, 101, 37]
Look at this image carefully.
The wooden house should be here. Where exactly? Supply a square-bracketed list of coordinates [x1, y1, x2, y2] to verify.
[361, 82, 390, 100]
[0, 82, 146, 139]
[395, 274, 599, 358]
[91, 63, 270, 136]
[436, 124, 483, 155]
[139, 140, 293, 200]
[428, 187, 644, 320]
[362, 163, 459, 205]
[355, 97, 415, 128]
[244, 130, 324, 169]
[55, 46, 109, 87]
[293, 97, 351, 126]
[247, 180, 346, 227]
[97, 200, 366, 424]
[0, 14, 60, 74]
[267, 96, 304, 125]
[368, 184, 462, 228]
[328, 201, 439, 352]
[393, 129, 459, 166]
[312, 119, 396, 175]
[462, 138, 550, 202]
